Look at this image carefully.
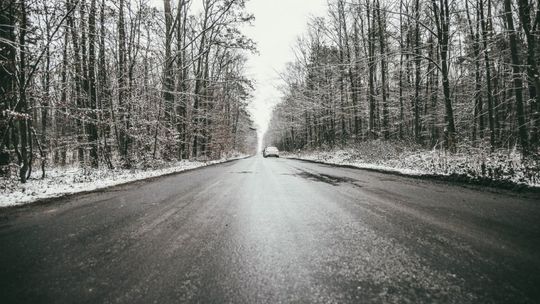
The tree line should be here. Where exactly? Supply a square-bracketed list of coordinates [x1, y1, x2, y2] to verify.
[265, 0, 540, 159]
[0, 0, 257, 183]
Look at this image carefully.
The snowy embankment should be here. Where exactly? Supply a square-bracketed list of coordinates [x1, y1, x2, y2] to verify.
[0, 154, 248, 208]
[284, 141, 540, 188]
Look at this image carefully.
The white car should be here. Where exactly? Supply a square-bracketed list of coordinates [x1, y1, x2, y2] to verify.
[263, 146, 280, 158]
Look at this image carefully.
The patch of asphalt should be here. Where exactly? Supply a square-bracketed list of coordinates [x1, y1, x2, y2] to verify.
[0, 156, 252, 212]
[285, 157, 540, 198]
[294, 170, 358, 187]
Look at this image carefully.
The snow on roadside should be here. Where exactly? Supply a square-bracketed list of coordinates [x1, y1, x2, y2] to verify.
[284, 142, 540, 188]
[0, 155, 248, 208]
[286, 149, 426, 176]
[284, 149, 432, 182]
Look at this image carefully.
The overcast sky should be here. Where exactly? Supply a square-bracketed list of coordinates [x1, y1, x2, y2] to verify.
[242, 0, 328, 139]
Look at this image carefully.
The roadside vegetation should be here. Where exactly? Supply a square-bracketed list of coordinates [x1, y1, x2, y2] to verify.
[0, 152, 247, 207]
[265, 0, 540, 186]
[0, 0, 257, 190]
[285, 141, 539, 187]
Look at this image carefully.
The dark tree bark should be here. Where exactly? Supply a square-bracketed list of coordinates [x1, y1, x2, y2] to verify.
[375, 0, 389, 139]
[337, 0, 347, 145]
[18, 0, 29, 182]
[98, 0, 113, 169]
[192, 0, 211, 158]
[41, 3, 54, 164]
[352, 13, 362, 138]
[414, 0, 422, 143]
[176, 0, 188, 159]
[118, 0, 129, 164]
[162, 0, 175, 159]
[398, 0, 405, 140]
[479, 0, 496, 148]
[66, 0, 85, 164]
[432, 0, 457, 151]
[58, 29, 69, 166]
[465, 0, 484, 145]
[87, 0, 99, 167]
[504, 0, 530, 154]
[365, 0, 376, 139]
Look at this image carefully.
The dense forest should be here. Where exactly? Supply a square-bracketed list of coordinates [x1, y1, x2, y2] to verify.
[265, 0, 540, 161]
[0, 0, 257, 183]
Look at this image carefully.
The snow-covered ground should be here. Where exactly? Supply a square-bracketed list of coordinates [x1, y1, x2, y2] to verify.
[0, 155, 248, 207]
[284, 141, 540, 188]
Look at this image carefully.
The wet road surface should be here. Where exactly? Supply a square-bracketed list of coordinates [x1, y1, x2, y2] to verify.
[1, 156, 540, 303]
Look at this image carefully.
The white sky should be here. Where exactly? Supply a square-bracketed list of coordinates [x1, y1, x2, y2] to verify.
[242, 0, 328, 141]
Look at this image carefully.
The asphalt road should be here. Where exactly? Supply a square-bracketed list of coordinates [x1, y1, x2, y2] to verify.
[1, 156, 540, 303]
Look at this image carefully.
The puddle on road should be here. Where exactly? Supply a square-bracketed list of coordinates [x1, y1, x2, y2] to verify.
[230, 171, 254, 174]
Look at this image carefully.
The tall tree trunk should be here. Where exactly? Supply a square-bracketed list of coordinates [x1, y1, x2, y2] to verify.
[41, 4, 53, 168]
[398, 0, 405, 140]
[67, 0, 85, 164]
[163, 0, 175, 159]
[376, 0, 389, 139]
[176, 0, 188, 159]
[87, 0, 99, 167]
[337, 0, 347, 145]
[414, 0, 422, 143]
[98, 0, 113, 169]
[465, 0, 484, 145]
[352, 14, 362, 138]
[193, 0, 211, 158]
[479, 0, 495, 148]
[366, 0, 376, 139]
[504, 0, 529, 154]
[430, 35, 440, 146]
[58, 28, 69, 166]
[18, 0, 29, 182]
[432, 0, 457, 151]
[118, 0, 129, 164]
